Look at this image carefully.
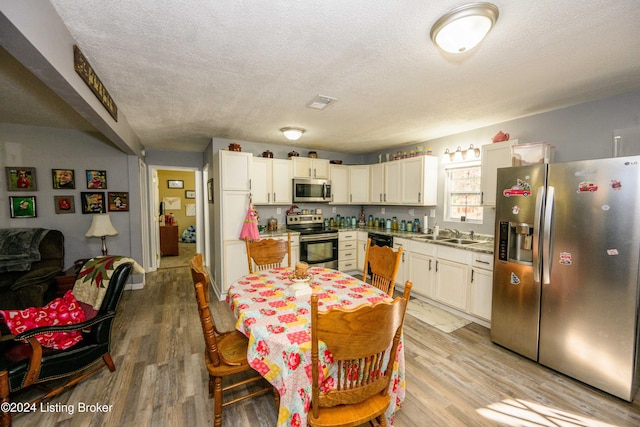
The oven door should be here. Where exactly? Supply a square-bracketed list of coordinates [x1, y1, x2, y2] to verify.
[299, 233, 338, 269]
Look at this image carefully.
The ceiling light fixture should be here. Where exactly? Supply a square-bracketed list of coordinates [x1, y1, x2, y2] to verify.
[280, 127, 305, 141]
[430, 2, 499, 54]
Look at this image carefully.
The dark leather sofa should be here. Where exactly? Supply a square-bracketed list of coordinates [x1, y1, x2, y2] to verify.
[0, 229, 64, 310]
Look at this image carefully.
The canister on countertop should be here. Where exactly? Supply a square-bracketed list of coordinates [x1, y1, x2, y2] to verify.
[267, 217, 278, 231]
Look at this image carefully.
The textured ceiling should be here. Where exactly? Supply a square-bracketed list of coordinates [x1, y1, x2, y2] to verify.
[4, 1, 640, 154]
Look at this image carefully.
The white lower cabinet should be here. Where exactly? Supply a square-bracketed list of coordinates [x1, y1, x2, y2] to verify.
[407, 241, 436, 298]
[338, 230, 358, 272]
[434, 246, 472, 313]
[393, 238, 411, 287]
[435, 258, 469, 311]
[469, 252, 493, 321]
[393, 239, 493, 325]
[223, 241, 249, 293]
[356, 231, 368, 273]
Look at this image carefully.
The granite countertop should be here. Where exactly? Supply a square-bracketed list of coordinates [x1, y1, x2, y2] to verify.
[333, 226, 495, 254]
[259, 226, 494, 254]
[259, 228, 300, 238]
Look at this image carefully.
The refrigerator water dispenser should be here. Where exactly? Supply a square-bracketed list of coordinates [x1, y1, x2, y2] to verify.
[498, 221, 533, 264]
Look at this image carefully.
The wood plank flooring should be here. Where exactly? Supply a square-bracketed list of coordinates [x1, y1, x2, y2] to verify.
[9, 266, 640, 426]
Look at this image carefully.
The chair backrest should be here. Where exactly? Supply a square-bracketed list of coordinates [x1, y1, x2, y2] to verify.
[190, 257, 222, 367]
[245, 234, 291, 273]
[362, 238, 403, 295]
[310, 281, 412, 418]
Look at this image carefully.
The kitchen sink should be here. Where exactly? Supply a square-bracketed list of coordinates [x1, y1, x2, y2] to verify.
[443, 238, 479, 245]
[415, 235, 450, 241]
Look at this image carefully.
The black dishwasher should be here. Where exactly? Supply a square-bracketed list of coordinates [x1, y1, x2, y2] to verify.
[365, 233, 394, 278]
[368, 232, 393, 248]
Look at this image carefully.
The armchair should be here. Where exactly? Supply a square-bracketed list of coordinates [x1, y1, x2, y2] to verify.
[0, 256, 135, 427]
[0, 229, 64, 309]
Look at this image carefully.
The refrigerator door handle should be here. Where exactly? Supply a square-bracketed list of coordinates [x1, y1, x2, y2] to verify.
[533, 186, 545, 283]
[542, 186, 555, 285]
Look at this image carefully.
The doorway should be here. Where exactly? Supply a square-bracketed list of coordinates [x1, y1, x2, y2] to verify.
[149, 166, 204, 270]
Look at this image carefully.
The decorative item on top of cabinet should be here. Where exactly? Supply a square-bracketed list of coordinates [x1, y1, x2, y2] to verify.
[492, 131, 510, 142]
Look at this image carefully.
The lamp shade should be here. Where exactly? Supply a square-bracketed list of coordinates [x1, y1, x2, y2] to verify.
[280, 127, 305, 141]
[85, 214, 119, 237]
[430, 3, 499, 54]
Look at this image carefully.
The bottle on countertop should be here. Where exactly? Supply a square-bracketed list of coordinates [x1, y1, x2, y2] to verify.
[413, 218, 420, 233]
[433, 224, 440, 237]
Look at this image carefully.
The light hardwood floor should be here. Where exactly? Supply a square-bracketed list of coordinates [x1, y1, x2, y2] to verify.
[10, 266, 640, 426]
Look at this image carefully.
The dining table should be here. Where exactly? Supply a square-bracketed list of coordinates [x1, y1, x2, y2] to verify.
[226, 266, 406, 427]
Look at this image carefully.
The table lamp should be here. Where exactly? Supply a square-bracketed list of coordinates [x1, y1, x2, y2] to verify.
[85, 214, 119, 255]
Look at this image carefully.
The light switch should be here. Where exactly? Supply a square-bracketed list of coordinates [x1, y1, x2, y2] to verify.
[381, 208, 385, 214]
[276, 208, 281, 214]
[430, 209, 436, 217]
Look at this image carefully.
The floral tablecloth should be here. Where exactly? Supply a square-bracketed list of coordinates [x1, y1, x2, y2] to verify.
[226, 267, 405, 427]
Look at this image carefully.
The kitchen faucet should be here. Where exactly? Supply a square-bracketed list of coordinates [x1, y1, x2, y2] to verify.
[445, 228, 461, 238]
[469, 230, 475, 240]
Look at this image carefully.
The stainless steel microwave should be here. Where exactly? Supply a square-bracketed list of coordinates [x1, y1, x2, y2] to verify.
[293, 178, 332, 203]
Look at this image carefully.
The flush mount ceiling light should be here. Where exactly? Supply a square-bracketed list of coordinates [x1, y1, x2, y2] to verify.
[280, 127, 305, 141]
[430, 2, 499, 54]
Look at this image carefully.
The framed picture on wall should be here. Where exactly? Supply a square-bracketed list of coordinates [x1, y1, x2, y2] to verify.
[168, 179, 184, 189]
[80, 192, 106, 214]
[54, 195, 75, 214]
[10, 196, 37, 218]
[52, 169, 75, 189]
[86, 170, 107, 189]
[185, 190, 196, 199]
[108, 192, 129, 212]
[5, 167, 37, 191]
[207, 179, 214, 203]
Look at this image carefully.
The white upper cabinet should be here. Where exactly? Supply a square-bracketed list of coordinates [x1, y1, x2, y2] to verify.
[369, 163, 385, 204]
[330, 165, 350, 204]
[481, 140, 517, 206]
[384, 161, 402, 204]
[292, 157, 330, 179]
[349, 165, 370, 204]
[252, 158, 292, 205]
[221, 151, 252, 191]
[401, 156, 438, 205]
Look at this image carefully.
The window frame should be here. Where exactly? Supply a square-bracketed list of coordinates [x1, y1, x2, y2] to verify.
[444, 161, 483, 224]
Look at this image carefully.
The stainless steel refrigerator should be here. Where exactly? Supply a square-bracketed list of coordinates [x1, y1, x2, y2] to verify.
[491, 156, 640, 401]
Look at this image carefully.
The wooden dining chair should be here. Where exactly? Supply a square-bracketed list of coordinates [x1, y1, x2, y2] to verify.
[189, 255, 279, 427]
[309, 281, 413, 427]
[245, 233, 291, 273]
[189, 252, 209, 302]
[362, 238, 403, 295]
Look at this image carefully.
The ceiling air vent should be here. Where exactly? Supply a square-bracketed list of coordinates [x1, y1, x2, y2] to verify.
[307, 95, 337, 110]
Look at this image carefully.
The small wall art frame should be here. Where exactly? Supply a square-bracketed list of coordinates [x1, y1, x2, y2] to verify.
[54, 195, 75, 214]
[108, 192, 129, 212]
[168, 179, 184, 189]
[208, 179, 214, 203]
[52, 169, 75, 189]
[10, 196, 37, 218]
[6, 167, 37, 191]
[80, 191, 106, 214]
[86, 170, 107, 189]
[185, 190, 196, 199]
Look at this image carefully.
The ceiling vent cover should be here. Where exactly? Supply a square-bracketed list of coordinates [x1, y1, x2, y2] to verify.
[307, 95, 337, 110]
